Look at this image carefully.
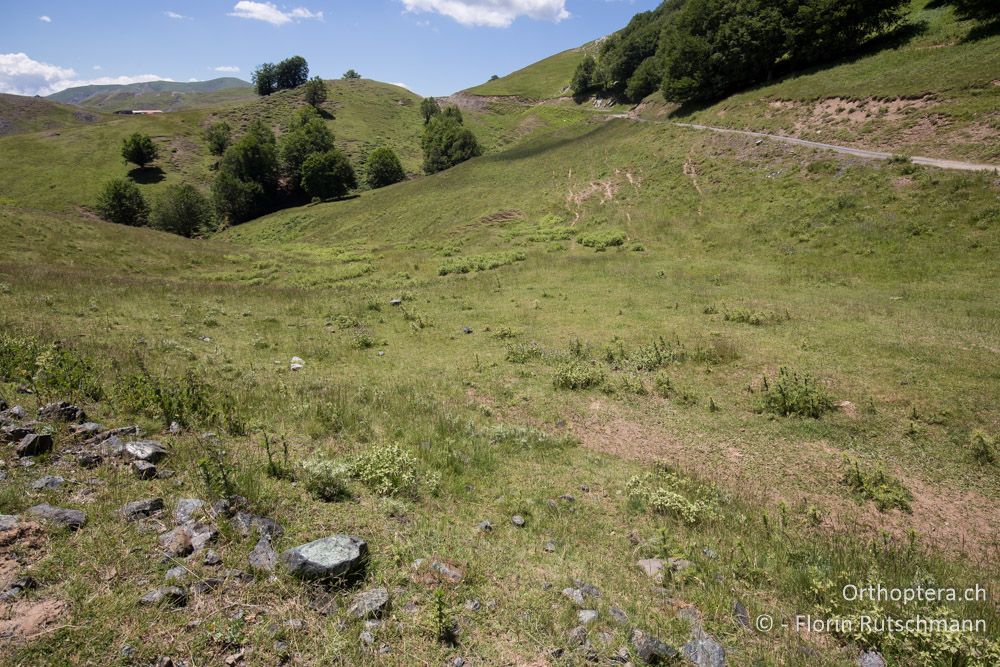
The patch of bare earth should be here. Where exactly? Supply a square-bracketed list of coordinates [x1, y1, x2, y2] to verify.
[0, 598, 67, 644]
[0, 521, 47, 589]
[572, 404, 1000, 562]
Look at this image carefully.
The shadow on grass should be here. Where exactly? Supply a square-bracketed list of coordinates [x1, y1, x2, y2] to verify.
[128, 166, 165, 184]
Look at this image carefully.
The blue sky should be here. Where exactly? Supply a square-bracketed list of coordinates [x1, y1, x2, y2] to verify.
[0, 1, 660, 97]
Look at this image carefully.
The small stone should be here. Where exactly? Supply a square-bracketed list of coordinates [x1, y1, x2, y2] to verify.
[282, 534, 368, 583]
[71, 422, 104, 435]
[124, 440, 168, 463]
[578, 610, 598, 625]
[27, 503, 86, 529]
[77, 453, 103, 468]
[359, 630, 375, 646]
[132, 461, 158, 479]
[38, 401, 86, 423]
[668, 557, 692, 573]
[544, 541, 556, 553]
[609, 608, 629, 626]
[477, 520, 493, 532]
[574, 580, 601, 599]
[30, 475, 65, 490]
[858, 652, 887, 667]
[452, 658, 466, 667]
[174, 498, 205, 525]
[140, 586, 188, 607]
[511, 515, 526, 528]
[464, 599, 481, 612]
[561, 588, 585, 607]
[248, 536, 278, 572]
[168, 421, 182, 434]
[122, 498, 164, 521]
[637, 559, 665, 578]
[559, 494, 575, 503]
[120, 646, 135, 658]
[567, 625, 588, 647]
[389, 299, 402, 306]
[203, 549, 222, 566]
[430, 560, 464, 583]
[159, 527, 194, 557]
[347, 587, 390, 619]
[631, 629, 678, 665]
[682, 635, 726, 667]
[16, 433, 53, 457]
[0, 515, 18, 531]
[165, 566, 188, 582]
[2, 424, 34, 443]
[233, 511, 283, 539]
[189, 524, 218, 552]
[0, 576, 37, 601]
[462, 327, 473, 334]
[733, 601, 751, 630]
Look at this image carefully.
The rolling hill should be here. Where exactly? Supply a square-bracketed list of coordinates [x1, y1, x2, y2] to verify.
[0, 93, 104, 136]
[47, 77, 254, 111]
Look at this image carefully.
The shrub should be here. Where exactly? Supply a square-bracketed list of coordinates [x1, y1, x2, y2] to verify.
[365, 146, 406, 189]
[151, 183, 215, 237]
[438, 251, 525, 276]
[351, 443, 419, 496]
[301, 149, 357, 200]
[111, 366, 244, 434]
[553, 361, 605, 390]
[757, 368, 834, 418]
[96, 177, 149, 227]
[578, 230, 627, 251]
[724, 308, 789, 326]
[422, 110, 481, 174]
[626, 471, 718, 525]
[571, 55, 597, 99]
[342, 69, 361, 80]
[213, 120, 279, 224]
[203, 121, 232, 157]
[300, 457, 352, 501]
[505, 342, 543, 364]
[842, 457, 912, 512]
[420, 97, 441, 124]
[121, 132, 159, 168]
[0, 334, 103, 400]
[303, 76, 328, 107]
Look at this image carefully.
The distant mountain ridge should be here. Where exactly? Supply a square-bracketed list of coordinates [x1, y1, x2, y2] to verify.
[47, 77, 251, 106]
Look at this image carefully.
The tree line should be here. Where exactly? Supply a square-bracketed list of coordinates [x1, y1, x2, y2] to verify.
[571, 0, 912, 104]
[94, 57, 484, 235]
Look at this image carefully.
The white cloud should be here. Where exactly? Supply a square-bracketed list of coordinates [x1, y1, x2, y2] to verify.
[39, 15, 52, 23]
[165, 11, 190, 20]
[228, 1, 323, 26]
[389, 82, 412, 90]
[93, 65, 102, 71]
[214, 65, 241, 73]
[400, 0, 569, 27]
[0, 52, 167, 96]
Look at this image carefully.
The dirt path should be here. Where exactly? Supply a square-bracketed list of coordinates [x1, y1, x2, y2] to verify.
[670, 121, 1000, 173]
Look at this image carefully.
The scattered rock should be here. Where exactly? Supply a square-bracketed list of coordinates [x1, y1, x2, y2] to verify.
[27, 503, 86, 530]
[165, 566, 188, 582]
[132, 461, 158, 479]
[561, 588, 585, 607]
[139, 586, 188, 607]
[0, 576, 37, 602]
[559, 494, 576, 503]
[609, 608, 629, 626]
[30, 475, 65, 491]
[574, 580, 601, 599]
[16, 433, 53, 457]
[77, 452, 102, 468]
[282, 534, 368, 582]
[2, 424, 34, 443]
[429, 560, 464, 583]
[637, 559, 664, 578]
[174, 498, 205, 525]
[858, 652, 887, 667]
[159, 527, 194, 558]
[668, 557, 693, 573]
[203, 549, 222, 566]
[124, 440, 168, 463]
[188, 524, 218, 553]
[0, 514, 18, 531]
[347, 587, 390, 619]
[544, 541, 556, 553]
[511, 515, 526, 528]
[682, 635, 726, 667]
[733, 601, 751, 630]
[578, 610, 598, 625]
[477, 520, 493, 532]
[70, 422, 104, 436]
[233, 511, 283, 539]
[631, 629, 678, 665]
[121, 498, 164, 521]
[389, 298, 402, 306]
[38, 402, 86, 423]
[567, 625, 588, 647]
[464, 599, 481, 612]
[248, 535, 278, 572]
[0, 597, 67, 643]
[359, 630, 375, 646]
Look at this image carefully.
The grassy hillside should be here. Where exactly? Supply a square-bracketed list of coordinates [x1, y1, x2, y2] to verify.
[666, 0, 1000, 162]
[0, 94, 105, 136]
[48, 77, 252, 108]
[465, 44, 598, 99]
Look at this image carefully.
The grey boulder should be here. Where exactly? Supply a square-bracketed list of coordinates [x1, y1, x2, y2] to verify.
[631, 629, 678, 665]
[121, 498, 164, 521]
[28, 503, 86, 530]
[282, 534, 368, 582]
[347, 587, 390, 619]
[16, 433, 53, 457]
[124, 440, 168, 463]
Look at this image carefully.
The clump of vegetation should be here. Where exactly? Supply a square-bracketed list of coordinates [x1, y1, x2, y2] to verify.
[213, 119, 279, 224]
[420, 97, 441, 124]
[251, 55, 309, 96]
[151, 183, 215, 237]
[438, 251, 525, 276]
[842, 457, 912, 512]
[422, 106, 481, 174]
[553, 360, 605, 390]
[0, 334, 103, 400]
[365, 146, 406, 189]
[121, 132, 159, 168]
[204, 121, 232, 157]
[487, 424, 578, 451]
[303, 76, 328, 107]
[505, 342, 543, 364]
[970, 430, 995, 465]
[578, 229, 627, 251]
[604, 336, 687, 371]
[724, 307, 789, 326]
[626, 469, 719, 525]
[342, 69, 362, 80]
[301, 149, 357, 200]
[351, 443, 420, 496]
[300, 456, 352, 501]
[96, 177, 149, 227]
[756, 368, 834, 418]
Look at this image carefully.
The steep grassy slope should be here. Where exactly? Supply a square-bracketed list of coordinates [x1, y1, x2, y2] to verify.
[48, 77, 252, 108]
[0, 94, 106, 136]
[2, 115, 998, 665]
[465, 44, 597, 99]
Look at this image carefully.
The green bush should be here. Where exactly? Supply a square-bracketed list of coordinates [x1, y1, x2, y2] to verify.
[213, 120, 279, 224]
[757, 368, 834, 418]
[505, 342, 543, 364]
[151, 184, 215, 237]
[351, 443, 420, 496]
[970, 430, 995, 465]
[438, 251, 525, 276]
[0, 334, 102, 400]
[626, 471, 718, 525]
[96, 177, 149, 227]
[365, 146, 406, 189]
[422, 109, 482, 175]
[553, 361, 605, 390]
[303, 76, 328, 107]
[842, 458, 912, 512]
[578, 230, 626, 251]
[111, 366, 244, 434]
[121, 132, 158, 168]
[724, 307, 789, 326]
[301, 149, 357, 200]
[300, 457, 352, 501]
[203, 121, 232, 157]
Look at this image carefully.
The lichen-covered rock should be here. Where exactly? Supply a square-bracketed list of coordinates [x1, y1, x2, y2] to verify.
[139, 586, 188, 607]
[27, 503, 87, 530]
[282, 534, 368, 582]
[124, 440, 168, 463]
[347, 587, 390, 619]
